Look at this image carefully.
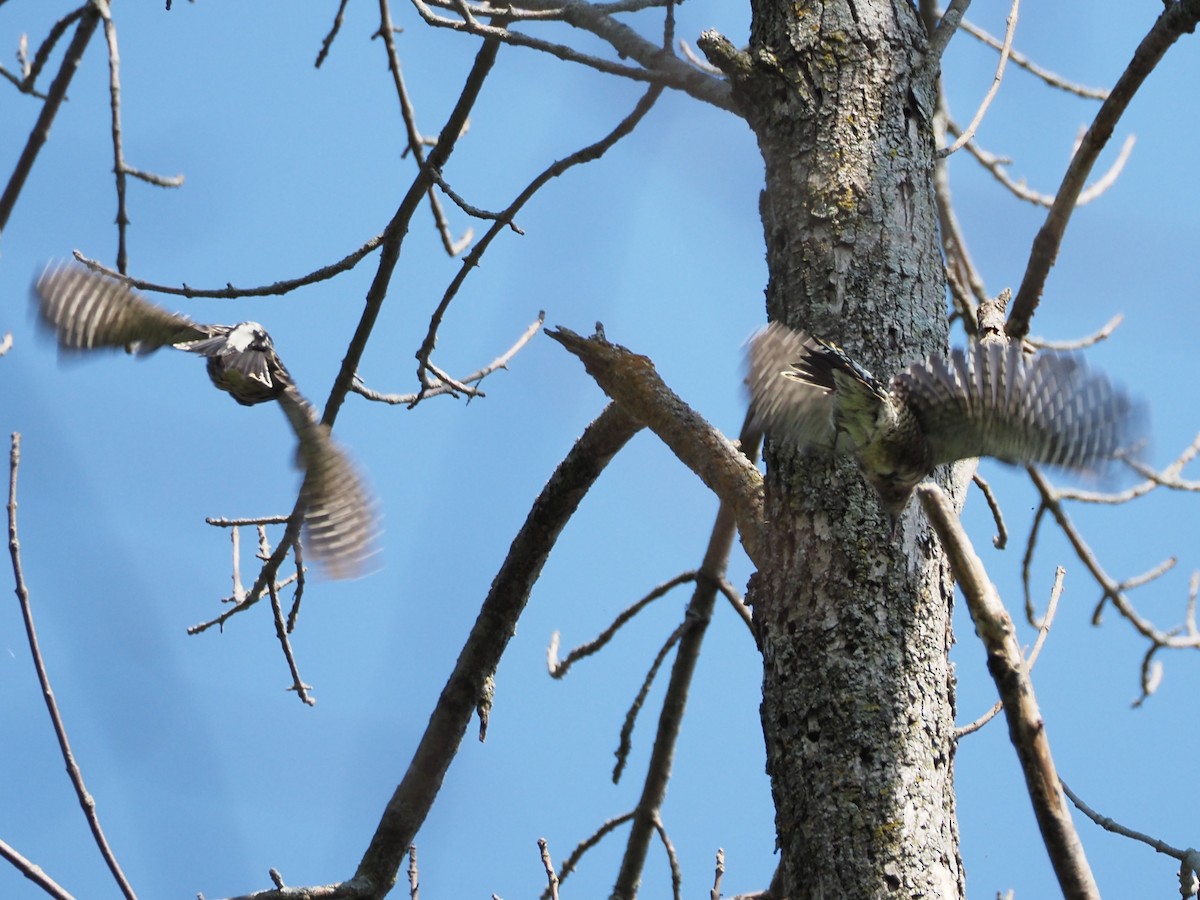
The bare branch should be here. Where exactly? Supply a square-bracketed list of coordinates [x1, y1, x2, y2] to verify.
[7, 434, 139, 900]
[710, 848, 726, 900]
[74, 232, 387, 298]
[414, 86, 664, 400]
[940, 0, 1018, 156]
[546, 325, 765, 565]
[957, 566, 1063, 738]
[1061, 779, 1200, 878]
[1008, 0, 1200, 339]
[612, 621, 687, 783]
[315, 0, 352, 68]
[612, 413, 761, 893]
[949, 122, 1134, 209]
[376, 0, 474, 257]
[0, 838, 74, 900]
[918, 483, 1099, 898]
[955, 14, 1109, 99]
[407, 0, 734, 111]
[538, 838, 560, 900]
[351, 403, 642, 891]
[322, 36, 503, 430]
[0, 5, 101, 237]
[649, 812, 683, 900]
[265, 528, 316, 705]
[552, 812, 635, 892]
[924, 0, 972, 63]
[352, 311, 543, 406]
[1028, 313, 1123, 352]
[548, 571, 697, 679]
[971, 472, 1008, 549]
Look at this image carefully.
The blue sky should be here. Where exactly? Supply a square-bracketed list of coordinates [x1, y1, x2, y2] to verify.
[1, 2, 1198, 898]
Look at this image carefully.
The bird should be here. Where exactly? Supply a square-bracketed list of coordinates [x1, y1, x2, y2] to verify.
[33, 261, 376, 579]
[746, 322, 1142, 527]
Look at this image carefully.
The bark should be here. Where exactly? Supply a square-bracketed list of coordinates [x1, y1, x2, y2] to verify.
[714, 1, 963, 896]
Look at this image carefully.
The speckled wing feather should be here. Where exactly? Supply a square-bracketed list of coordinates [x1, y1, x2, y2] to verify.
[277, 385, 377, 579]
[34, 262, 210, 353]
[893, 341, 1140, 472]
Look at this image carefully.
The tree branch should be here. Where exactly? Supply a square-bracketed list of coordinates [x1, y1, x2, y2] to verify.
[7, 434, 138, 900]
[347, 403, 642, 895]
[545, 325, 765, 565]
[0, 3, 101, 237]
[917, 483, 1098, 899]
[1007, 0, 1200, 339]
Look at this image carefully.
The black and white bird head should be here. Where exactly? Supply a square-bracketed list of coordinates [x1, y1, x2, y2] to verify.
[32, 261, 377, 578]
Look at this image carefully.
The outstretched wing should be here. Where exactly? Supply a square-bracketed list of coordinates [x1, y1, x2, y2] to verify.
[277, 385, 377, 579]
[33, 262, 209, 353]
[894, 341, 1142, 472]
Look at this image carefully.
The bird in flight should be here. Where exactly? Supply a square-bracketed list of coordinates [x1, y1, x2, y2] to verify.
[33, 261, 376, 579]
[746, 322, 1142, 527]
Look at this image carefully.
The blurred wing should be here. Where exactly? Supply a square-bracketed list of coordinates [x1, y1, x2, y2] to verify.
[34, 262, 208, 353]
[896, 341, 1142, 472]
[277, 386, 377, 579]
[745, 323, 839, 450]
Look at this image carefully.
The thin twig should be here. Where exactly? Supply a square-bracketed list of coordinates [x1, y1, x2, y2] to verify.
[265, 530, 315, 704]
[711, 848, 725, 900]
[612, 621, 687, 783]
[0, 838, 74, 900]
[315, 0, 352, 67]
[957, 566, 1063, 738]
[611, 414, 762, 895]
[950, 122, 1134, 209]
[407, 845, 419, 900]
[1028, 314, 1123, 351]
[955, 14, 1109, 99]
[73, 227, 386, 298]
[414, 86, 665, 401]
[971, 472, 1008, 549]
[941, 0, 1018, 156]
[376, 0, 473, 256]
[548, 571, 696, 678]
[7, 434, 139, 900]
[918, 483, 1098, 898]
[351, 313, 544, 407]
[1061, 779, 1200, 872]
[551, 812, 635, 893]
[650, 813, 683, 900]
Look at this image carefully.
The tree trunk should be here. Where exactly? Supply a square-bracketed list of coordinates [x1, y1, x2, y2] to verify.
[735, 1, 963, 896]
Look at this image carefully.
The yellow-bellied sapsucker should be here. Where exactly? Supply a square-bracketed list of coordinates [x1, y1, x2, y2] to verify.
[33, 262, 375, 579]
[747, 322, 1142, 526]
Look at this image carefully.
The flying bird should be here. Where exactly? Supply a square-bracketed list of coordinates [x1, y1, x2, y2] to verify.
[747, 322, 1142, 527]
[33, 262, 375, 578]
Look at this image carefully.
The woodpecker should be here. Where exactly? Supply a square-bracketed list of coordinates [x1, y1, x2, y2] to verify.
[746, 322, 1141, 526]
[33, 262, 376, 579]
